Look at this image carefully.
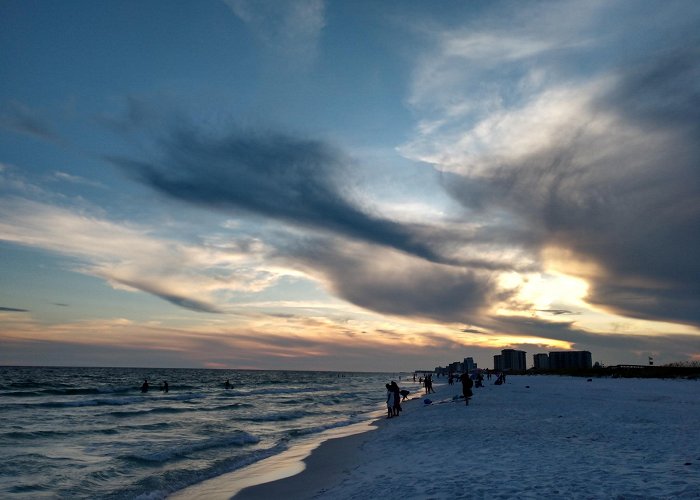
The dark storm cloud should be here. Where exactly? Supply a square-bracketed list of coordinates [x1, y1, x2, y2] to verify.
[111, 127, 448, 264]
[446, 51, 700, 327]
[601, 48, 700, 130]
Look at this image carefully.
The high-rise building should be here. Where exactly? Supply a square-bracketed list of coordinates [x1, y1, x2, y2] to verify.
[494, 349, 526, 371]
[493, 354, 502, 371]
[533, 353, 550, 369]
[549, 351, 592, 369]
[463, 357, 477, 371]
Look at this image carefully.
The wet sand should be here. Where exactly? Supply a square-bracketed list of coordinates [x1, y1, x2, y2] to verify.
[234, 428, 374, 499]
[169, 420, 379, 500]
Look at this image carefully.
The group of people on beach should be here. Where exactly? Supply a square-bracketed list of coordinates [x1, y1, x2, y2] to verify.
[385, 381, 403, 418]
[418, 375, 435, 394]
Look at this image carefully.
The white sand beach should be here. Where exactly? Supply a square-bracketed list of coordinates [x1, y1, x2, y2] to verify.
[173, 375, 700, 499]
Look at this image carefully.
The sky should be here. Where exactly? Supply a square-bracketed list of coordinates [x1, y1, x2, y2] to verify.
[1, 0, 699, 372]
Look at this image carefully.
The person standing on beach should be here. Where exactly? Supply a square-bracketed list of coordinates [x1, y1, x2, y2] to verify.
[459, 372, 473, 406]
[390, 381, 402, 416]
[426, 375, 435, 394]
[385, 384, 395, 418]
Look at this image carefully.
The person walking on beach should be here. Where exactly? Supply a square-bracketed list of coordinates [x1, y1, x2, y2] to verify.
[141, 379, 149, 393]
[460, 372, 473, 406]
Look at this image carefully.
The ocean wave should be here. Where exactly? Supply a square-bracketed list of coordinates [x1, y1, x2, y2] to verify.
[0, 383, 138, 397]
[121, 431, 260, 463]
[247, 386, 329, 396]
[112, 442, 288, 500]
[107, 406, 192, 418]
[0, 390, 44, 397]
[286, 418, 359, 437]
[242, 409, 312, 422]
[206, 402, 255, 411]
[27, 396, 146, 408]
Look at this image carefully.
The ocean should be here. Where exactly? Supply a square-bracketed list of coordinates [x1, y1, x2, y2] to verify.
[0, 366, 408, 499]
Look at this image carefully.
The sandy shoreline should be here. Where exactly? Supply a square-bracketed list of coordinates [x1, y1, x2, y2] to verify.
[233, 427, 375, 499]
[169, 418, 383, 500]
[172, 376, 700, 499]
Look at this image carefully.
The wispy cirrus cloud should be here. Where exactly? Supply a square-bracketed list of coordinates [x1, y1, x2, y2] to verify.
[224, 0, 325, 68]
[0, 306, 28, 312]
[0, 100, 60, 142]
[0, 197, 285, 313]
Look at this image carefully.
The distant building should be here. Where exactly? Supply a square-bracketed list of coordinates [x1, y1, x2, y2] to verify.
[448, 361, 463, 374]
[464, 357, 477, 371]
[494, 349, 527, 371]
[549, 351, 592, 370]
[493, 354, 503, 371]
[533, 353, 550, 370]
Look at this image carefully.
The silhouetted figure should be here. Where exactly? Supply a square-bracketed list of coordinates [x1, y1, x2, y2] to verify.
[400, 389, 410, 401]
[141, 379, 149, 393]
[426, 375, 435, 394]
[390, 381, 402, 416]
[225, 379, 232, 389]
[385, 384, 394, 418]
[460, 372, 473, 406]
[163, 380, 169, 393]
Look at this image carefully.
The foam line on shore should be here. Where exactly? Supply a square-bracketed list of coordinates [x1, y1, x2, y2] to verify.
[168, 417, 381, 500]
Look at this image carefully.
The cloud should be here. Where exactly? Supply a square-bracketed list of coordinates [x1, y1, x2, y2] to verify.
[224, 0, 325, 67]
[110, 127, 454, 265]
[0, 306, 28, 312]
[0, 198, 285, 313]
[538, 309, 577, 316]
[0, 100, 59, 142]
[401, 3, 700, 329]
[442, 56, 700, 327]
[51, 171, 104, 189]
[285, 238, 500, 322]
